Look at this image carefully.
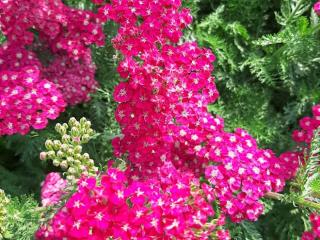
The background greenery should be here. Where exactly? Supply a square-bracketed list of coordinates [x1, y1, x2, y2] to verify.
[1, 0, 320, 239]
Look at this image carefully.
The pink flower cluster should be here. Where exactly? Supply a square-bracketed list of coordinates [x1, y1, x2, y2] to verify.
[0, 44, 66, 135]
[105, 0, 296, 222]
[204, 129, 299, 222]
[292, 105, 320, 145]
[43, 49, 98, 105]
[99, 0, 192, 56]
[41, 173, 67, 207]
[285, 104, 320, 239]
[276, 104, 320, 183]
[36, 164, 225, 240]
[0, 0, 105, 58]
[302, 213, 320, 240]
[0, 0, 105, 135]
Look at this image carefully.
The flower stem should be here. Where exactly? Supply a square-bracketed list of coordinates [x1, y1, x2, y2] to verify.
[265, 192, 320, 211]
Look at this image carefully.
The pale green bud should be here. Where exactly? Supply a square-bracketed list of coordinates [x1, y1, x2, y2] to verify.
[45, 139, 54, 150]
[83, 153, 90, 160]
[61, 134, 71, 143]
[61, 144, 69, 152]
[74, 145, 82, 154]
[53, 140, 62, 150]
[81, 134, 90, 143]
[53, 159, 60, 167]
[71, 127, 79, 137]
[60, 161, 68, 170]
[66, 157, 74, 164]
[88, 159, 95, 165]
[57, 150, 64, 158]
[68, 117, 77, 127]
[80, 117, 87, 125]
[47, 151, 56, 159]
[68, 167, 76, 174]
[65, 148, 73, 156]
[74, 153, 82, 160]
[66, 175, 75, 182]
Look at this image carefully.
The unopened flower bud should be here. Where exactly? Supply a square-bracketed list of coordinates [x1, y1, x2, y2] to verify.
[81, 134, 90, 143]
[53, 159, 60, 167]
[39, 152, 47, 161]
[45, 140, 54, 150]
[60, 161, 68, 170]
[55, 123, 66, 135]
[68, 117, 77, 127]
[61, 144, 69, 152]
[68, 167, 76, 174]
[87, 129, 94, 136]
[62, 134, 71, 143]
[74, 153, 82, 160]
[47, 151, 56, 159]
[88, 159, 95, 165]
[74, 145, 82, 154]
[53, 140, 62, 150]
[73, 136, 81, 144]
[67, 148, 74, 156]
[66, 175, 75, 182]
[83, 153, 90, 160]
[80, 117, 87, 125]
[84, 121, 92, 129]
[62, 123, 68, 130]
[71, 127, 79, 137]
[66, 157, 74, 164]
[57, 150, 64, 158]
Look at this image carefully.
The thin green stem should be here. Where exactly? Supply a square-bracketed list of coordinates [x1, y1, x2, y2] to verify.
[265, 192, 320, 211]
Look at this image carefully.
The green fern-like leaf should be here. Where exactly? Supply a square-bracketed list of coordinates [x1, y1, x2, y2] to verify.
[5, 195, 40, 240]
[275, 0, 311, 26]
[230, 221, 263, 240]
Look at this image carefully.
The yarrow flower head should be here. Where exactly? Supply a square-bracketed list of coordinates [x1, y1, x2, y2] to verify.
[41, 173, 67, 207]
[302, 213, 320, 240]
[0, 0, 107, 135]
[0, 44, 66, 135]
[0, 0, 105, 58]
[105, 0, 295, 223]
[43, 50, 98, 105]
[36, 164, 225, 239]
[283, 103, 320, 177]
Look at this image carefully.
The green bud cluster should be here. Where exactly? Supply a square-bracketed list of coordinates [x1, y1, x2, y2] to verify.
[40, 117, 98, 183]
[0, 189, 9, 239]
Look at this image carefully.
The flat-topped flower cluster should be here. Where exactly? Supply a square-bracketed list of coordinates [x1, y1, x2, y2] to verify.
[37, 163, 224, 239]
[0, 0, 104, 135]
[106, 0, 298, 223]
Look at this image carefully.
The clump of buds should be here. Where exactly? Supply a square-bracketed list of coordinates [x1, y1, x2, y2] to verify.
[40, 117, 98, 183]
[0, 189, 9, 238]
